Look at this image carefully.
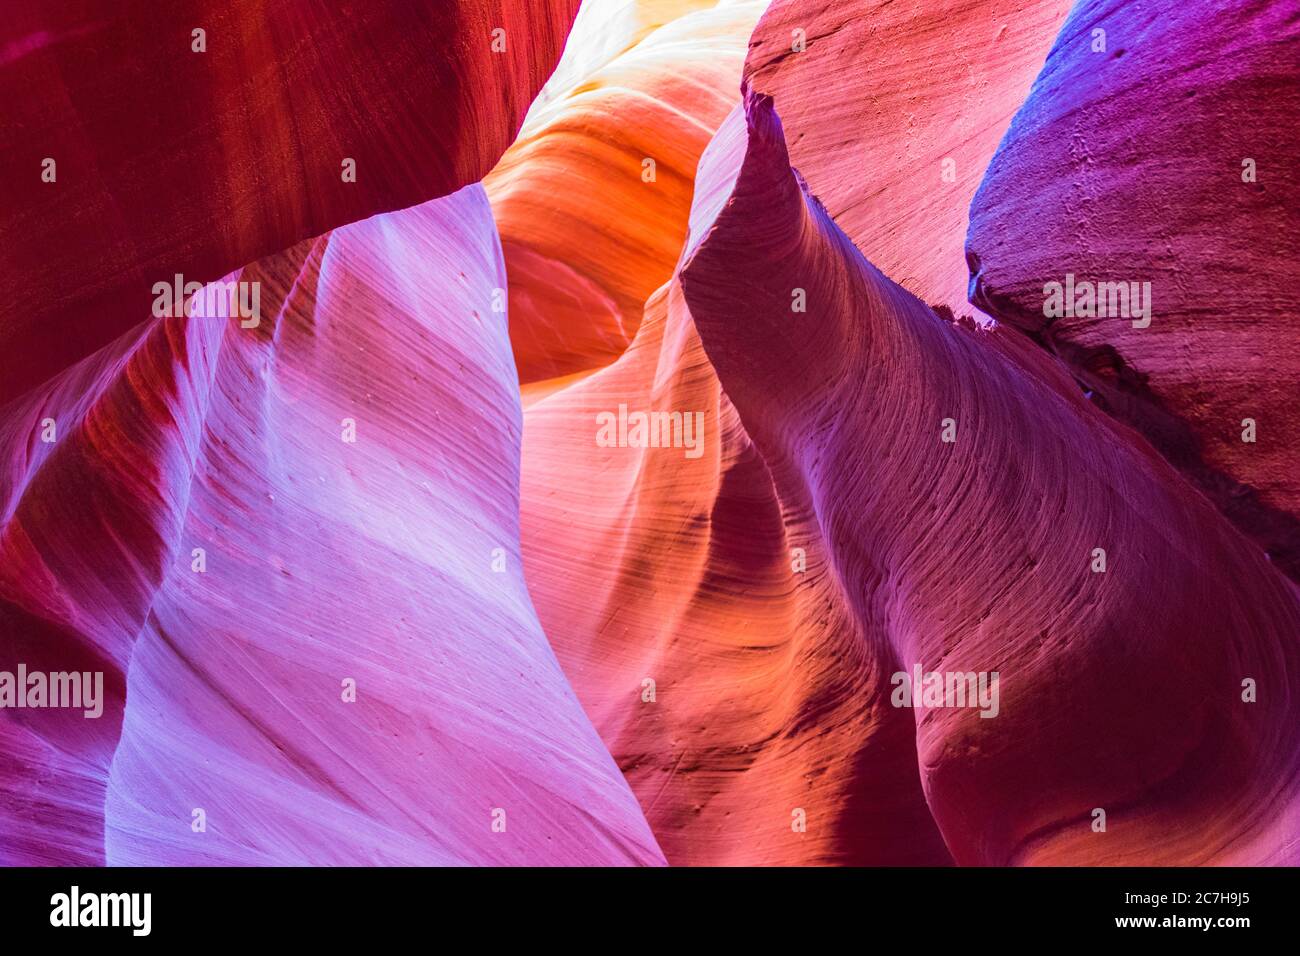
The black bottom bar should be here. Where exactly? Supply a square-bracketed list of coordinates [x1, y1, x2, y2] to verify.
[0, 866, 1283, 942]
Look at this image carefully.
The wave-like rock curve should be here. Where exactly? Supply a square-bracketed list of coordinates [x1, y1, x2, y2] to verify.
[679, 88, 1300, 865]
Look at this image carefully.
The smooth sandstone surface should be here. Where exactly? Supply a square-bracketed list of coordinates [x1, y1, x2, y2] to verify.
[967, 0, 1300, 580]
[488, 0, 768, 383]
[0, 0, 581, 404]
[520, 274, 952, 866]
[2, 185, 664, 866]
[5, 0, 1297, 869]
[745, 0, 1073, 314]
[679, 88, 1300, 864]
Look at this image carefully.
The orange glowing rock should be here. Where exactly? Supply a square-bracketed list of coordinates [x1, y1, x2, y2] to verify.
[487, 0, 769, 383]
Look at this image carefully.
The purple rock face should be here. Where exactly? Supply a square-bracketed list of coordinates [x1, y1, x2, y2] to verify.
[967, 0, 1300, 581]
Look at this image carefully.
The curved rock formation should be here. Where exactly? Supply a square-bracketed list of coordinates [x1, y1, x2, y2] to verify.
[487, 0, 768, 383]
[966, 0, 1300, 580]
[6, 0, 1298, 871]
[0, 0, 581, 404]
[678, 88, 1300, 865]
[2, 186, 663, 866]
[744, 0, 1073, 313]
[520, 269, 951, 866]
[502, 0, 942, 865]
[512, 0, 1096, 864]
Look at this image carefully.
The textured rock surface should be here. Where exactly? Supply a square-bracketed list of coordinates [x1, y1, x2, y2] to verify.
[5, 0, 1298, 870]
[1, 186, 663, 866]
[512, 0, 1104, 864]
[966, 0, 1300, 580]
[0, 0, 581, 404]
[505, 0, 944, 865]
[745, 0, 1073, 314]
[678, 89, 1300, 864]
[487, 0, 767, 383]
[520, 272, 952, 866]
